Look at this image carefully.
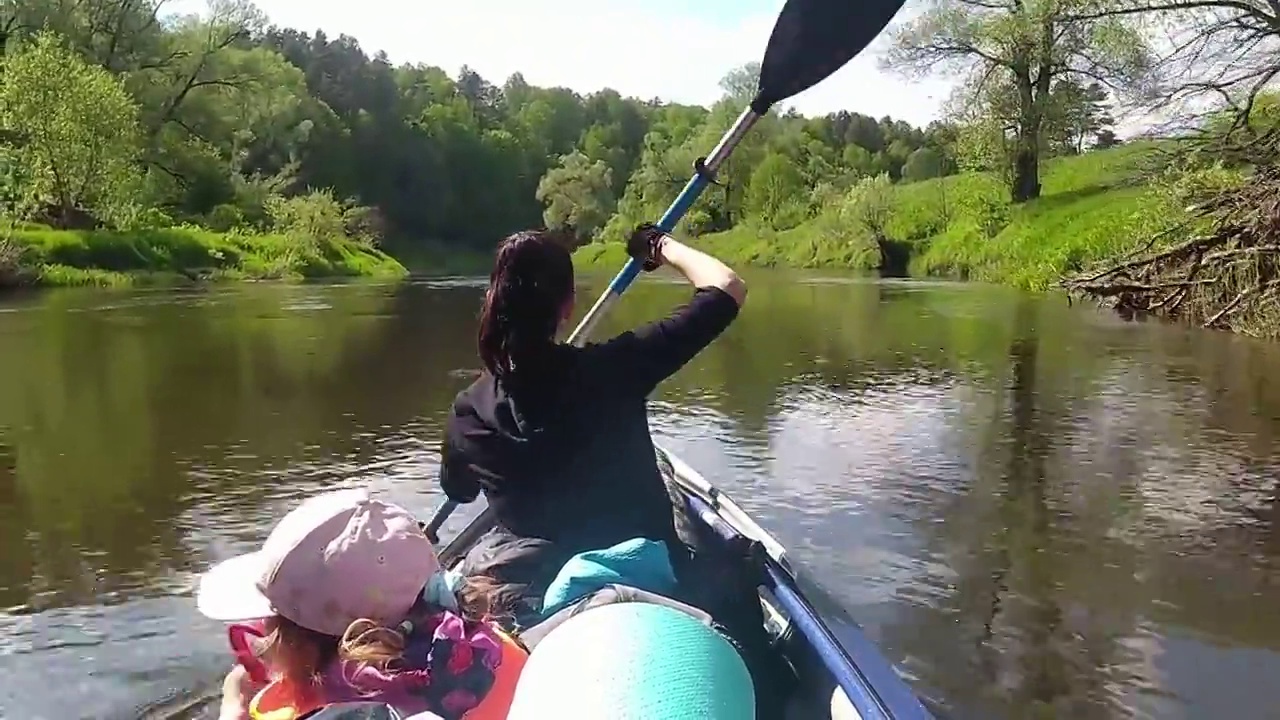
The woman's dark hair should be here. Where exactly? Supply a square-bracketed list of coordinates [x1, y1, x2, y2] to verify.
[478, 230, 575, 379]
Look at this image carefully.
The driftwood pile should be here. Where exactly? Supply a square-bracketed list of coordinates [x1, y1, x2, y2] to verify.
[1064, 163, 1280, 338]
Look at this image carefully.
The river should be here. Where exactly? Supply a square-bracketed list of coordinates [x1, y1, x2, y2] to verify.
[1, 270, 1279, 719]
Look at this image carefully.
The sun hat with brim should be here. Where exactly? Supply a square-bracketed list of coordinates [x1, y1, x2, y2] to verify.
[506, 602, 756, 719]
[196, 488, 440, 637]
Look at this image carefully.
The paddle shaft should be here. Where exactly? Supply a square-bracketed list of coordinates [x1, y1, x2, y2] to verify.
[565, 105, 761, 347]
[423, 107, 761, 540]
[423, 499, 456, 542]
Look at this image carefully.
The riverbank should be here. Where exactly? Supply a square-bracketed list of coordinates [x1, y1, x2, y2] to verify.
[574, 144, 1167, 291]
[4, 145, 1165, 291]
[0, 223, 407, 289]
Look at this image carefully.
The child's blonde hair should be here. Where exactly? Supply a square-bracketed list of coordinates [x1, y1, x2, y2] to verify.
[261, 574, 509, 688]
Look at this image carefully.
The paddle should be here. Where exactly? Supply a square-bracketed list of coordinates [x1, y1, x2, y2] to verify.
[423, 0, 907, 541]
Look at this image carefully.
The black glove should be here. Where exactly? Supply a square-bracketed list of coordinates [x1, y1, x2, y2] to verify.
[626, 222, 668, 272]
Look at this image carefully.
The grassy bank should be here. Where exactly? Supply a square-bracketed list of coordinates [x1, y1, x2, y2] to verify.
[0, 223, 407, 289]
[575, 143, 1169, 291]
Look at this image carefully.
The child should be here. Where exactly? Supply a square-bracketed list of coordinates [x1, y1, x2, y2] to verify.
[197, 488, 526, 720]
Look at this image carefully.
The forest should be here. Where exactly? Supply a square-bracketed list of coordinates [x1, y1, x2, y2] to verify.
[0, 0, 1118, 275]
[3, 0, 1280, 337]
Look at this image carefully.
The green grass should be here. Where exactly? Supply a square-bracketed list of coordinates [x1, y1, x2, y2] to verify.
[575, 142, 1171, 291]
[573, 221, 881, 272]
[908, 143, 1166, 289]
[2, 224, 408, 288]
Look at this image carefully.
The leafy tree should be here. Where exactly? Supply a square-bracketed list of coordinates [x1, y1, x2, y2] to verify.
[718, 62, 760, 104]
[885, 0, 1154, 201]
[843, 173, 895, 240]
[1043, 80, 1113, 155]
[536, 151, 615, 244]
[902, 147, 945, 182]
[0, 31, 143, 227]
[744, 151, 808, 229]
[841, 144, 876, 177]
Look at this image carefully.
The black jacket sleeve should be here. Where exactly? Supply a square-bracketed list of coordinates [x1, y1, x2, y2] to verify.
[592, 286, 740, 398]
[438, 410, 481, 504]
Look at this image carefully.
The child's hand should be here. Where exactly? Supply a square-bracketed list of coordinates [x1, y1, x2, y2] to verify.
[218, 664, 264, 720]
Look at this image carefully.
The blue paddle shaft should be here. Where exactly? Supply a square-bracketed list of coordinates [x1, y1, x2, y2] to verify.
[565, 106, 761, 347]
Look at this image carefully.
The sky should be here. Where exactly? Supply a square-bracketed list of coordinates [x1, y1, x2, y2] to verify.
[169, 0, 958, 126]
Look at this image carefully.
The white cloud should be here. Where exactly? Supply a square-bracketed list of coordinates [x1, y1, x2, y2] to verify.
[171, 0, 953, 126]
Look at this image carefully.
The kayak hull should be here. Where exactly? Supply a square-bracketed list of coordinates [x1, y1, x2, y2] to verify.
[438, 444, 934, 720]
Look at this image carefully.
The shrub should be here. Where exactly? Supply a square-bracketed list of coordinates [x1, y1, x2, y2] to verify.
[266, 190, 347, 249]
[843, 173, 894, 239]
[205, 203, 247, 232]
[342, 202, 387, 248]
[0, 237, 32, 287]
[952, 174, 1011, 239]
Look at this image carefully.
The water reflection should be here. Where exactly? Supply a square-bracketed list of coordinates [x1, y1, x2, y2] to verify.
[1, 273, 1279, 718]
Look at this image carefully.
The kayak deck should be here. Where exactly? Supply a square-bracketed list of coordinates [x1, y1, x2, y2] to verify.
[438, 444, 933, 720]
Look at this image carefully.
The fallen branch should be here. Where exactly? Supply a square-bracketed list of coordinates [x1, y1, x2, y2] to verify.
[1070, 278, 1219, 295]
[1064, 159, 1280, 338]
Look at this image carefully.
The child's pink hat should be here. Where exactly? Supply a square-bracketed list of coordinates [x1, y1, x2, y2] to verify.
[196, 488, 439, 636]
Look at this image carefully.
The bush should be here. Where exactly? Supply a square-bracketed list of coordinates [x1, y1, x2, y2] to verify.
[4, 222, 405, 285]
[952, 174, 1012, 239]
[205, 203, 247, 232]
[0, 237, 32, 288]
[342, 202, 387, 248]
[843, 173, 894, 239]
[266, 190, 347, 248]
[1153, 159, 1248, 210]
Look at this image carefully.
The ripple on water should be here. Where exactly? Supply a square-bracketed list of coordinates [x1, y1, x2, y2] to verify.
[0, 597, 227, 719]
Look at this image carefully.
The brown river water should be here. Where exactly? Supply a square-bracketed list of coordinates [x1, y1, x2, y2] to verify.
[1, 270, 1279, 719]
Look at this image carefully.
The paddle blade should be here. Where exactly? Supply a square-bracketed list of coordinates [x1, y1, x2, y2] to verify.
[754, 0, 907, 111]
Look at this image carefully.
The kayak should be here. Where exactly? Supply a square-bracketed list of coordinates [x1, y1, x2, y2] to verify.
[437, 444, 936, 720]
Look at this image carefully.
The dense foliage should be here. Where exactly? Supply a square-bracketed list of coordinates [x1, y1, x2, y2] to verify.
[15, 0, 1270, 336]
[0, 0, 1123, 267]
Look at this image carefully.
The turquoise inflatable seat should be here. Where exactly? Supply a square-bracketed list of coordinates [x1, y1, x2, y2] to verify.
[507, 601, 755, 719]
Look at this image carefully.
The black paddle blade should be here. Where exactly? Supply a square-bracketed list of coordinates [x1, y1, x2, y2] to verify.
[753, 0, 907, 112]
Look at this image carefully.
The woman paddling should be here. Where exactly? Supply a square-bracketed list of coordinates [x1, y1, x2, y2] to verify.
[438, 223, 746, 617]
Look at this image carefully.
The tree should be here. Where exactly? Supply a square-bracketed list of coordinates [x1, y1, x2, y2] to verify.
[1043, 79, 1114, 154]
[0, 31, 143, 227]
[843, 173, 895, 240]
[902, 147, 945, 182]
[718, 62, 760, 104]
[1072, 0, 1280, 142]
[841, 144, 876, 176]
[0, 1, 954, 258]
[536, 151, 615, 244]
[923, 120, 961, 175]
[885, 0, 1154, 202]
[743, 151, 808, 229]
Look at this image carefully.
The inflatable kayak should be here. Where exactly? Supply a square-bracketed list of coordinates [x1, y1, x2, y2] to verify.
[437, 445, 935, 720]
